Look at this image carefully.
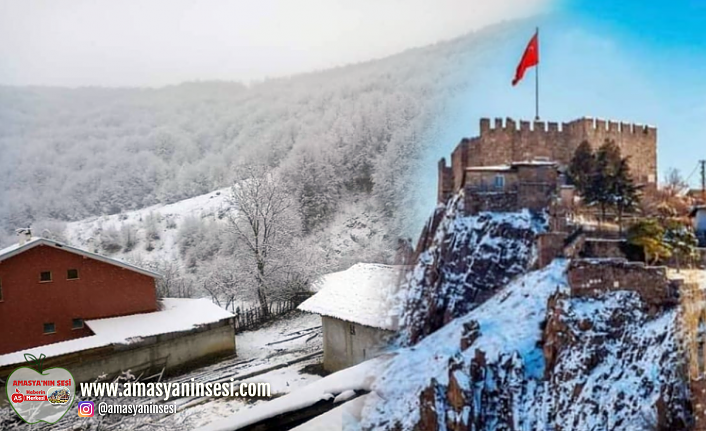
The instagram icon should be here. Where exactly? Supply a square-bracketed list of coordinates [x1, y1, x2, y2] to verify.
[78, 401, 94, 417]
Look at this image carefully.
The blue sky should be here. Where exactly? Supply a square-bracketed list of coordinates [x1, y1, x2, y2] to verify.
[410, 1, 706, 231]
[558, 0, 706, 185]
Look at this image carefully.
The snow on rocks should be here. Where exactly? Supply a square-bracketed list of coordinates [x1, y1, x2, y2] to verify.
[361, 260, 569, 430]
[360, 258, 690, 430]
[402, 191, 547, 344]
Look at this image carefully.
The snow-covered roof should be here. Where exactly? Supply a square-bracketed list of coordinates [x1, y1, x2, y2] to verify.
[466, 165, 513, 172]
[298, 263, 401, 330]
[0, 298, 233, 367]
[197, 356, 388, 431]
[465, 160, 557, 172]
[690, 205, 706, 217]
[0, 237, 161, 279]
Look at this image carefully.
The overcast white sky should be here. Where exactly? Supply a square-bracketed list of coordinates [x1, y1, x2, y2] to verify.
[0, 0, 548, 87]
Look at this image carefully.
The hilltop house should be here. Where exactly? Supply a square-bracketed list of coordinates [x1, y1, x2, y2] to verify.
[460, 160, 560, 215]
[298, 263, 401, 372]
[0, 233, 235, 387]
[691, 206, 706, 247]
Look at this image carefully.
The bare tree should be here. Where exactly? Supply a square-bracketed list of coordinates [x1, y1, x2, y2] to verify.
[226, 165, 304, 317]
[127, 255, 194, 299]
[664, 167, 688, 198]
[201, 256, 249, 310]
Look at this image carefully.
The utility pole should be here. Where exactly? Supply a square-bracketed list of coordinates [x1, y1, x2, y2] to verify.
[701, 159, 706, 202]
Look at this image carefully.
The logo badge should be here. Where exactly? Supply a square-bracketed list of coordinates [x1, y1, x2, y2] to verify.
[5, 358, 76, 425]
[77, 401, 94, 417]
[11, 388, 24, 404]
[47, 387, 71, 405]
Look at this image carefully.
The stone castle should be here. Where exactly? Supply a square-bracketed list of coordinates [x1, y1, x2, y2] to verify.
[438, 117, 657, 203]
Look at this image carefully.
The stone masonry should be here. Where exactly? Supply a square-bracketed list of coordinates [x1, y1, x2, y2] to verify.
[438, 117, 657, 202]
[567, 259, 680, 314]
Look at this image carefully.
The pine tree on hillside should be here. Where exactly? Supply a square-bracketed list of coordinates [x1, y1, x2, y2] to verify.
[582, 139, 640, 224]
[611, 157, 639, 233]
[663, 220, 698, 271]
[627, 219, 671, 265]
[591, 140, 622, 221]
[567, 140, 595, 195]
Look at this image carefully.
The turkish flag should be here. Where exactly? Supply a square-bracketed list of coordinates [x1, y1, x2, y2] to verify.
[512, 31, 539, 86]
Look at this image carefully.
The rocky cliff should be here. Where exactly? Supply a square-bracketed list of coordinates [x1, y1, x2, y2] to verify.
[360, 192, 692, 431]
[402, 193, 546, 344]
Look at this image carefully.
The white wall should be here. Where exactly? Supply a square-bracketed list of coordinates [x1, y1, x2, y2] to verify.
[322, 315, 393, 372]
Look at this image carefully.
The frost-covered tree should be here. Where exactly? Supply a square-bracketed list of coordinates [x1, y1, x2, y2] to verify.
[99, 225, 122, 254]
[226, 165, 310, 316]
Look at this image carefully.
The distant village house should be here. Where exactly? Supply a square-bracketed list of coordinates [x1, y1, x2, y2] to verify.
[298, 263, 401, 372]
[691, 205, 706, 247]
[461, 160, 559, 214]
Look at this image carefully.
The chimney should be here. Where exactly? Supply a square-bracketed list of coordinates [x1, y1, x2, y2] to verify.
[16, 227, 31, 246]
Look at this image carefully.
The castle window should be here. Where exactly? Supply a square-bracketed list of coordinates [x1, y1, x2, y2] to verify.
[43, 322, 56, 334]
[40, 271, 52, 283]
[67, 269, 79, 280]
[494, 175, 505, 189]
[349, 323, 356, 336]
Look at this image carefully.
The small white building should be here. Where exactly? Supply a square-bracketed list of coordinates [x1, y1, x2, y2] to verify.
[298, 263, 402, 372]
[691, 205, 706, 247]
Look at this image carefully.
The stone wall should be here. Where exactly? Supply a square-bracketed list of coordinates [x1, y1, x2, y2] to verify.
[580, 239, 626, 259]
[693, 378, 706, 431]
[439, 117, 657, 202]
[463, 190, 518, 215]
[567, 259, 679, 313]
[0, 319, 235, 403]
[536, 232, 567, 269]
[438, 158, 453, 204]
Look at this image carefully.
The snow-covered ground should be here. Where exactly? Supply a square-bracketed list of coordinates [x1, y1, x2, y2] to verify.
[361, 260, 570, 430]
[62, 186, 233, 267]
[0, 311, 325, 430]
[199, 357, 388, 431]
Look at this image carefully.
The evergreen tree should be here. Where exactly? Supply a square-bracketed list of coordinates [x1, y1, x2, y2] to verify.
[567, 140, 595, 195]
[589, 140, 623, 222]
[663, 220, 698, 271]
[579, 139, 640, 226]
[610, 157, 639, 233]
[627, 219, 671, 265]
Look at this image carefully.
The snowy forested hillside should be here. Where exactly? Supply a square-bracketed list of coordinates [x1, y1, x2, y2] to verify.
[0, 21, 532, 246]
[0, 21, 537, 304]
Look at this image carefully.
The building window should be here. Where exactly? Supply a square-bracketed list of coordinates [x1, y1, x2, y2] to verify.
[67, 269, 79, 280]
[72, 318, 84, 330]
[349, 323, 356, 336]
[494, 175, 505, 189]
[43, 322, 56, 334]
[40, 271, 52, 282]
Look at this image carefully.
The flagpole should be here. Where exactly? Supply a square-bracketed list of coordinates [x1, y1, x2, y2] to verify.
[535, 27, 539, 121]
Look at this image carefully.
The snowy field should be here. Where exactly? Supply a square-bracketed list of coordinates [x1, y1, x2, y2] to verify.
[0, 311, 325, 430]
[63, 186, 233, 268]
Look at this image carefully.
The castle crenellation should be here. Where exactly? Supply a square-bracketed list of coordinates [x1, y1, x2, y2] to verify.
[438, 116, 658, 203]
[478, 117, 656, 135]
